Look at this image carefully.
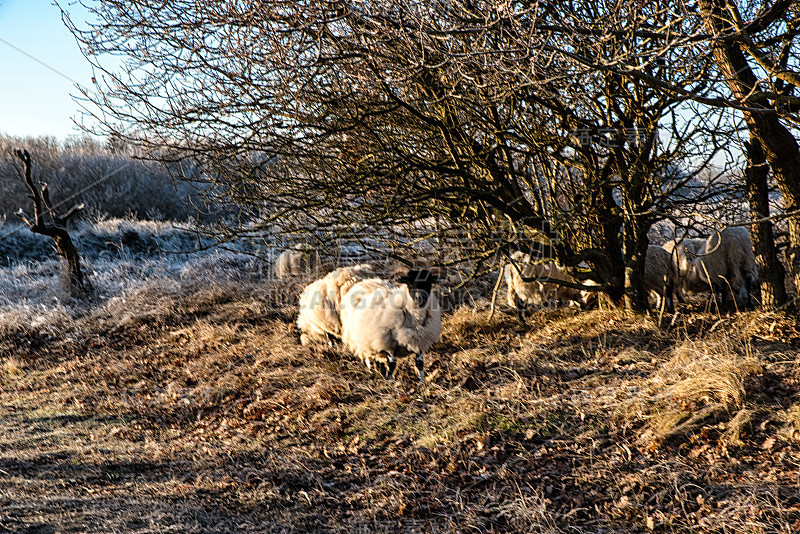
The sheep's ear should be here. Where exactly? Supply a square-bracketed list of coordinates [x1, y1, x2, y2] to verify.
[392, 266, 409, 281]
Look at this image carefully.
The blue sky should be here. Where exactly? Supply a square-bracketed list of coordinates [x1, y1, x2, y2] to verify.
[0, 0, 96, 140]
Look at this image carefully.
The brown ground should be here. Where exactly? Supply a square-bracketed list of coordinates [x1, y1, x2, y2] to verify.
[1, 280, 799, 533]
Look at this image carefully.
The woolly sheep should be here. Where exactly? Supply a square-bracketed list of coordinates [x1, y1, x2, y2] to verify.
[340, 269, 441, 382]
[696, 227, 758, 308]
[296, 264, 375, 346]
[504, 251, 585, 319]
[644, 244, 679, 312]
[274, 244, 321, 280]
[662, 237, 706, 298]
[663, 229, 758, 308]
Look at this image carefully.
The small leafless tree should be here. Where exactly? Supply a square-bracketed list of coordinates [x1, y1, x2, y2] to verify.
[13, 148, 91, 298]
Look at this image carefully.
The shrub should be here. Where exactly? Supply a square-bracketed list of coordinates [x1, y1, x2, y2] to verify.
[0, 135, 208, 221]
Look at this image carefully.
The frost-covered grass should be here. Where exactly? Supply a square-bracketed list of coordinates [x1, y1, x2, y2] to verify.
[0, 218, 276, 333]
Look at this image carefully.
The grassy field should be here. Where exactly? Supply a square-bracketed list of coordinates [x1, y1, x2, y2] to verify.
[1, 274, 799, 533]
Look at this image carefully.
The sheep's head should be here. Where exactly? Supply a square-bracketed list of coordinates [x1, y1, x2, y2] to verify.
[397, 268, 439, 306]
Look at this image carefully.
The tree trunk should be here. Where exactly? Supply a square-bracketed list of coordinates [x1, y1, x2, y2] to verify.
[52, 232, 90, 298]
[699, 0, 800, 304]
[13, 148, 91, 299]
[623, 219, 650, 312]
[744, 116, 800, 301]
[744, 138, 788, 309]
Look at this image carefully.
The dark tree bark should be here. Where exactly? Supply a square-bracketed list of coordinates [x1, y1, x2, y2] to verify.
[744, 139, 788, 309]
[743, 117, 800, 300]
[622, 215, 652, 312]
[698, 0, 800, 304]
[13, 148, 91, 298]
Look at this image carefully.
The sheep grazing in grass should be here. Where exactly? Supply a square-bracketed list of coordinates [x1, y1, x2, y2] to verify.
[663, 229, 758, 309]
[340, 269, 441, 382]
[662, 237, 707, 298]
[274, 244, 321, 280]
[696, 227, 759, 309]
[644, 244, 679, 312]
[296, 264, 376, 346]
[504, 251, 585, 319]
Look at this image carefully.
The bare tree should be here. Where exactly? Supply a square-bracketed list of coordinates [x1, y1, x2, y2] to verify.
[13, 149, 91, 298]
[64, 0, 734, 310]
[535, 0, 800, 307]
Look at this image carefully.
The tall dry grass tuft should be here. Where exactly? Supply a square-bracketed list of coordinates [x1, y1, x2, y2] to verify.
[441, 304, 520, 345]
[777, 404, 800, 443]
[656, 338, 760, 409]
[0, 357, 24, 381]
[629, 334, 762, 446]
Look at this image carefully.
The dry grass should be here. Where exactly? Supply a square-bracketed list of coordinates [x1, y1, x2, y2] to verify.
[622, 336, 765, 449]
[1, 281, 799, 533]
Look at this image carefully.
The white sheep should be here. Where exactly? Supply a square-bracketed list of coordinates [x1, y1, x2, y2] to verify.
[662, 237, 706, 298]
[274, 244, 321, 280]
[663, 229, 758, 308]
[644, 244, 679, 311]
[696, 227, 758, 308]
[340, 269, 441, 381]
[504, 251, 585, 319]
[296, 264, 375, 346]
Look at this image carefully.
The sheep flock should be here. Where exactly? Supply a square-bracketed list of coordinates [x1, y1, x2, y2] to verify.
[285, 225, 759, 381]
[664, 227, 759, 309]
[503, 227, 759, 317]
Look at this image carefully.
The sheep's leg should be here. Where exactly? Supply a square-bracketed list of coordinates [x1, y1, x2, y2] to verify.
[514, 297, 525, 321]
[665, 282, 675, 313]
[384, 350, 397, 380]
[714, 282, 728, 312]
[717, 282, 731, 311]
[325, 332, 337, 347]
[515, 298, 529, 321]
[745, 276, 756, 309]
[415, 351, 425, 382]
[652, 292, 662, 312]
